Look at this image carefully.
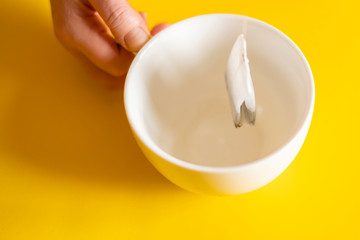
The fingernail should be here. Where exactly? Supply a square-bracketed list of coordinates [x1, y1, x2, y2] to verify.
[124, 27, 150, 52]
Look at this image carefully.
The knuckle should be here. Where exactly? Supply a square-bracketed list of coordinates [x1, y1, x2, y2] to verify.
[54, 23, 73, 44]
[105, 6, 129, 30]
[53, 23, 81, 53]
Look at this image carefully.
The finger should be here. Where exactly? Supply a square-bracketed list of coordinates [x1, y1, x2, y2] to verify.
[151, 23, 171, 36]
[51, 0, 134, 77]
[139, 12, 148, 25]
[75, 15, 134, 77]
[69, 8, 134, 76]
[89, 0, 150, 52]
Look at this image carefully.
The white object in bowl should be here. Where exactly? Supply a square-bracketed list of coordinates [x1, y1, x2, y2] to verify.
[124, 14, 314, 195]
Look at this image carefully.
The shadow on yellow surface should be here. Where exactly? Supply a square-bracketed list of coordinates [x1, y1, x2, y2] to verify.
[0, 2, 174, 193]
[1, 1, 360, 239]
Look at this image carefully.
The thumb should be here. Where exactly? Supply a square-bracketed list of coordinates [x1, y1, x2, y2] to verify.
[89, 0, 150, 52]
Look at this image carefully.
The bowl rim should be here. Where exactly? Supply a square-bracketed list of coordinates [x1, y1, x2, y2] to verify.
[124, 13, 315, 173]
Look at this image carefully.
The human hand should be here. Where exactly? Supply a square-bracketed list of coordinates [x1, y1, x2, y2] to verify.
[50, 0, 169, 87]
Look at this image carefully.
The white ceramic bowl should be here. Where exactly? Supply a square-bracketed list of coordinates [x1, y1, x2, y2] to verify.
[124, 14, 314, 195]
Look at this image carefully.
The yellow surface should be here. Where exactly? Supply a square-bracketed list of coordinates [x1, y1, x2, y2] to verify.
[0, 0, 359, 239]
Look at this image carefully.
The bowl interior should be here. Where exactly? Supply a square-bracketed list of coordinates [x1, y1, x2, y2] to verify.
[125, 14, 313, 167]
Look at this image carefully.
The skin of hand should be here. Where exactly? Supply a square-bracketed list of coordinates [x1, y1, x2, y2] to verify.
[50, 0, 169, 88]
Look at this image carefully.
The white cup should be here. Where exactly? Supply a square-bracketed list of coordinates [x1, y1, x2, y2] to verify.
[124, 14, 314, 195]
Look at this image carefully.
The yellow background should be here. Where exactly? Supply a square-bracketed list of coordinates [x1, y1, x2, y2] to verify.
[0, 0, 359, 239]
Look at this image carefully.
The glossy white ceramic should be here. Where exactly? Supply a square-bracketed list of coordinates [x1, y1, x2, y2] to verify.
[124, 14, 314, 195]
